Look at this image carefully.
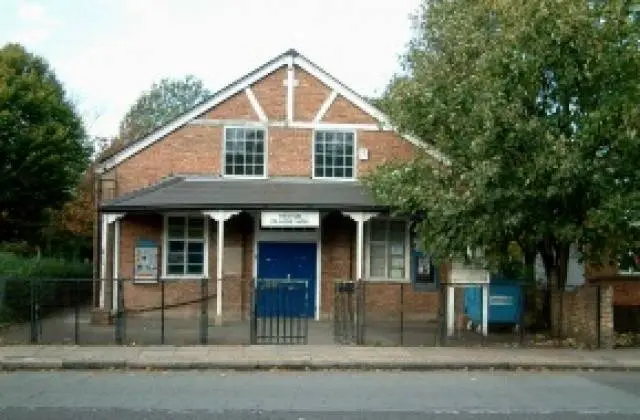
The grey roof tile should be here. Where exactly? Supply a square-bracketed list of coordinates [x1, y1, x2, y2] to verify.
[101, 176, 385, 212]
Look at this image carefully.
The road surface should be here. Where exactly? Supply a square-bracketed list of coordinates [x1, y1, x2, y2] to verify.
[1, 370, 639, 419]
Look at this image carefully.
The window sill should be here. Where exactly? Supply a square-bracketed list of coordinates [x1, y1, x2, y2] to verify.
[222, 175, 268, 180]
[364, 277, 410, 284]
[311, 177, 356, 182]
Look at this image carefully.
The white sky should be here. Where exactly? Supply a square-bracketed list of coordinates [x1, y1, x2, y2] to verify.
[0, 0, 420, 139]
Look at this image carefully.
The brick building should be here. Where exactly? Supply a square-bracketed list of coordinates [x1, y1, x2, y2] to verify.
[94, 49, 446, 324]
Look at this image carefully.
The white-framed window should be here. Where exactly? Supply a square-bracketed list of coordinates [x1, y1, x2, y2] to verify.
[366, 218, 409, 280]
[224, 127, 266, 176]
[165, 215, 206, 276]
[313, 130, 355, 179]
[619, 248, 640, 275]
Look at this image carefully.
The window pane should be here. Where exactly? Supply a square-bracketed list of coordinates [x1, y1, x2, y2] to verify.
[187, 218, 204, 238]
[168, 252, 184, 264]
[187, 252, 203, 264]
[370, 220, 386, 242]
[246, 165, 254, 175]
[187, 264, 204, 275]
[226, 128, 236, 140]
[345, 167, 353, 178]
[168, 217, 184, 238]
[168, 241, 183, 253]
[255, 154, 264, 164]
[167, 264, 184, 275]
[370, 244, 386, 277]
[256, 130, 264, 140]
[389, 221, 405, 242]
[255, 165, 264, 176]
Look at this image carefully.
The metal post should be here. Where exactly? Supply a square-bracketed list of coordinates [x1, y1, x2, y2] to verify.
[160, 279, 165, 345]
[29, 278, 38, 344]
[400, 283, 404, 346]
[74, 279, 80, 345]
[200, 277, 208, 345]
[115, 278, 124, 345]
[596, 284, 601, 349]
[519, 285, 526, 346]
[250, 279, 257, 345]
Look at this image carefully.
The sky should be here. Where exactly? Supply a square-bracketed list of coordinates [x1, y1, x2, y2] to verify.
[0, 0, 421, 139]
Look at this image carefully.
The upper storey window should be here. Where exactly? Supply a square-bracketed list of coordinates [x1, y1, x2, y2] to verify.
[313, 131, 355, 179]
[224, 127, 265, 176]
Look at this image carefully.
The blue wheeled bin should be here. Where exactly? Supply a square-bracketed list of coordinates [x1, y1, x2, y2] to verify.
[464, 275, 522, 327]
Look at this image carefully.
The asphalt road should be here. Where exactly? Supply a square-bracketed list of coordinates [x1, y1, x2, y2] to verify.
[0, 371, 639, 419]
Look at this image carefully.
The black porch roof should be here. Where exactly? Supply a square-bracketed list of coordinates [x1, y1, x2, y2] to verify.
[101, 176, 387, 212]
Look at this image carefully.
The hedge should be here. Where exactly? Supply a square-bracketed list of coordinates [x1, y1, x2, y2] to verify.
[0, 252, 93, 323]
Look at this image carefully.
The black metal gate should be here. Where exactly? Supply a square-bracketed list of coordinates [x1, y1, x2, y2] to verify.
[333, 279, 364, 344]
[250, 279, 309, 344]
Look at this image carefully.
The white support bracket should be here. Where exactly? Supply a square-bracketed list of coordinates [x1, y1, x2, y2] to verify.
[245, 87, 267, 122]
[313, 90, 337, 123]
[99, 213, 124, 311]
[342, 212, 378, 281]
[203, 210, 241, 325]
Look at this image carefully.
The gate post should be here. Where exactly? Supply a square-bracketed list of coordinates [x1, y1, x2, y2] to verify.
[114, 278, 125, 345]
[199, 277, 209, 345]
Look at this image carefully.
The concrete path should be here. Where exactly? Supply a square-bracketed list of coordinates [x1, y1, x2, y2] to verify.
[1, 345, 640, 371]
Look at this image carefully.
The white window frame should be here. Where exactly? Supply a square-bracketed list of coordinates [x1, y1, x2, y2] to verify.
[364, 217, 411, 282]
[162, 214, 209, 279]
[311, 130, 357, 180]
[222, 125, 268, 178]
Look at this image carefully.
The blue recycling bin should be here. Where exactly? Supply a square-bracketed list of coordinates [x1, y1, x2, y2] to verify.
[464, 277, 522, 325]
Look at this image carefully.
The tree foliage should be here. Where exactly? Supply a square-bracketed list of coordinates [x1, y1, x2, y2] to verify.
[367, 1, 640, 288]
[119, 75, 211, 142]
[0, 43, 90, 243]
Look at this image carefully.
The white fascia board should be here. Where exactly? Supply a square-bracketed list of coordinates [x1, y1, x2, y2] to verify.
[98, 56, 288, 173]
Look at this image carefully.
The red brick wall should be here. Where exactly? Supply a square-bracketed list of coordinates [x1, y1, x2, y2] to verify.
[268, 127, 312, 177]
[294, 67, 330, 121]
[107, 124, 222, 196]
[202, 91, 258, 120]
[251, 67, 287, 120]
[322, 95, 377, 124]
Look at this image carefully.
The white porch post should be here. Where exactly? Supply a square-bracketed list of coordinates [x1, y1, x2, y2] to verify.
[203, 210, 240, 325]
[99, 213, 124, 310]
[482, 282, 489, 337]
[343, 212, 378, 281]
[447, 286, 455, 337]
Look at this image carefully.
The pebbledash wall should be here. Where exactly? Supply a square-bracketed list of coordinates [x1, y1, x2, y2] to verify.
[98, 62, 442, 321]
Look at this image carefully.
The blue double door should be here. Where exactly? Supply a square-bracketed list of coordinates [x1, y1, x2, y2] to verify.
[257, 242, 317, 318]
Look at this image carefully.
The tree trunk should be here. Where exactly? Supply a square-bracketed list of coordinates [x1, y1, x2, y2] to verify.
[538, 239, 570, 337]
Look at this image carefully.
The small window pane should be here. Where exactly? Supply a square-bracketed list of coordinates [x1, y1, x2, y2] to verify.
[167, 264, 183, 275]
[370, 220, 386, 242]
[168, 217, 184, 238]
[187, 252, 203, 264]
[187, 264, 204, 275]
[168, 241, 183, 253]
[168, 252, 184, 264]
[370, 244, 386, 277]
[256, 130, 264, 140]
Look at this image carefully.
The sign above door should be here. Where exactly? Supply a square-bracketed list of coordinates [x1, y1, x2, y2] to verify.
[261, 211, 320, 228]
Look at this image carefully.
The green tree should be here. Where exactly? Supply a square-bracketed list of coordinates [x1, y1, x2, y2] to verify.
[119, 75, 211, 142]
[0, 43, 90, 243]
[367, 0, 640, 334]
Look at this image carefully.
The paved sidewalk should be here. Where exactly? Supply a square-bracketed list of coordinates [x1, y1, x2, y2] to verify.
[1, 345, 640, 371]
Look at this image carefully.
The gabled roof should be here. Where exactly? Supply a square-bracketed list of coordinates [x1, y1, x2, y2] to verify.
[97, 49, 447, 173]
[101, 175, 386, 212]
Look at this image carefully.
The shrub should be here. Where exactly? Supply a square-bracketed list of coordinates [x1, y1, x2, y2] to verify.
[0, 252, 92, 322]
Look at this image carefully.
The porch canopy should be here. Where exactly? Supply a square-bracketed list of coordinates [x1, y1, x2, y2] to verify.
[100, 175, 387, 212]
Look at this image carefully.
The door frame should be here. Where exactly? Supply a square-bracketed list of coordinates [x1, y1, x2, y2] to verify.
[253, 213, 322, 320]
